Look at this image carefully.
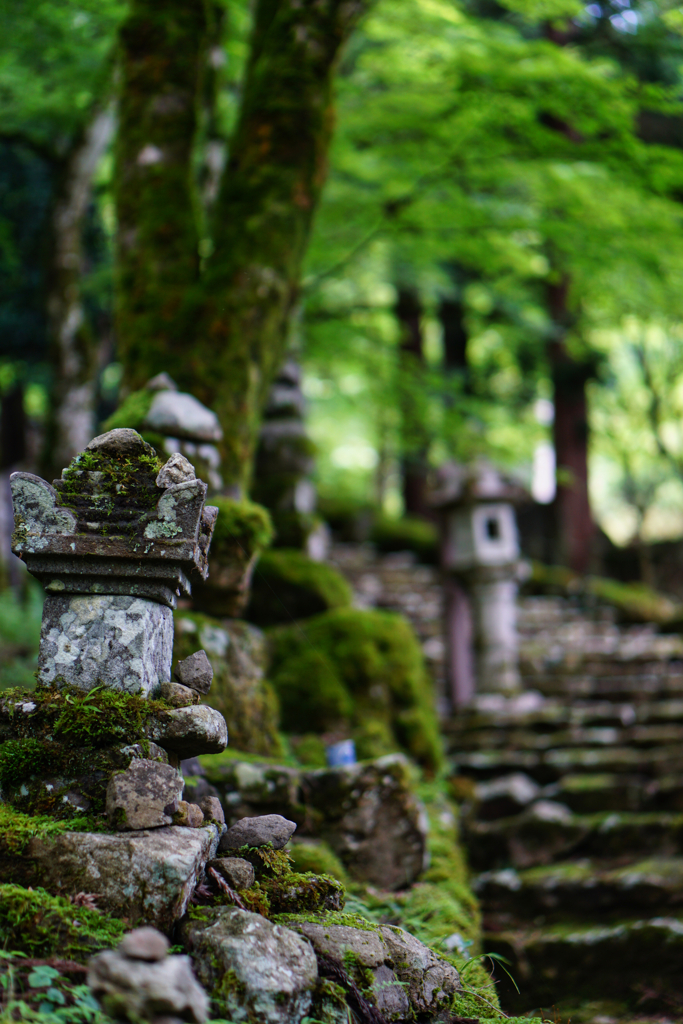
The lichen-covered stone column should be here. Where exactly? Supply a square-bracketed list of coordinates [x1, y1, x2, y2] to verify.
[11, 428, 217, 696]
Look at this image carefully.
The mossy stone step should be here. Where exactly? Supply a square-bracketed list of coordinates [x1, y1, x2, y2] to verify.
[524, 672, 683, 700]
[452, 743, 683, 783]
[476, 856, 683, 922]
[464, 809, 683, 871]
[484, 914, 683, 1014]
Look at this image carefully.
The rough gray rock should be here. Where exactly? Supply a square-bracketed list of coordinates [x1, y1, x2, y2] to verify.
[289, 920, 461, 1021]
[149, 704, 228, 758]
[208, 857, 255, 890]
[85, 428, 151, 457]
[146, 391, 223, 442]
[119, 927, 170, 962]
[175, 650, 213, 694]
[199, 796, 225, 826]
[159, 680, 198, 707]
[15, 825, 221, 931]
[88, 948, 208, 1023]
[156, 453, 196, 489]
[173, 801, 204, 828]
[180, 906, 317, 1024]
[106, 759, 183, 830]
[38, 594, 174, 695]
[220, 814, 296, 852]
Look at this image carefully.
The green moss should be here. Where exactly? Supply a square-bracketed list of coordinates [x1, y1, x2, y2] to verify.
[247, 548, 352, 627]
[102, 387, 154, 432]
[260, 870, 345, 915]
[269, 510, 321, 549]
[268, 608, 443, 772]
[291, 733, 328, 767]
[0, 884, 124, 960]
[0, 804, 109, 855]
[0, 737, 55, 785]
[371, 515, 438, 564]
[289, 842, 349, 883]
[210, 496, 274, 558]
[274, 909, 380, 933]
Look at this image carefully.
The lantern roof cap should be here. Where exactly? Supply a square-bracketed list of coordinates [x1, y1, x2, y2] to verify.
[430, 460, 527, 508]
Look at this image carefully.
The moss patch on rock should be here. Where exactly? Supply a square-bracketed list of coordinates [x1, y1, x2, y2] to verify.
[371, 515, 438, 564]
[56, 436, 162, 526]
[210, 496, 274, 558]
[247, 548, 352, 627]
[102, 387, 155, 433]
[289, 842, 349, 884]
[0, 804, 109, 856]
[0, 883, 125, 959]
[268, 608, 443, 772]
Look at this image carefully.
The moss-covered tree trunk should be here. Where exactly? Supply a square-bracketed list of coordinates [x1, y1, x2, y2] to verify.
[44, 108, 115, 478]
[114, 0, 207, 390]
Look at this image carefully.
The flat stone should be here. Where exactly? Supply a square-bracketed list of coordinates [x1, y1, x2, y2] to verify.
[379, 925, 461, 1013]
[199, 795, 225, 825]
[106, 759, 183, 830]
[88, 949, 208, 1023]
[119, 927, 170, 962]
[149, 704, 228, 758]
[175, 650, 213, 694]
[173, 801, 204, 828]
[179, 906, 317, 1024]
[159, 681, 198, 707]
[208, 857, 255, 890]
[145, 391, 223, 442]
[156, 453, 196, 489]
[15, 825, 221, 931]
[38, 594, 173, 695]
[220, 814, 296, 852]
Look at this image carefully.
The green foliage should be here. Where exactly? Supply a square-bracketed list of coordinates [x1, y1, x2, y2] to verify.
[210, 497, 274, 559]
[0, 584, 43, 692]
[528, 561, 680, 624]
[371, 515, 438, 563]
[0, 804, 109, 856]
[247, 549, 352, 626]
[268, 607, 443, 771]
[0, 884, 124, 959]
[101, 387, 153, 432]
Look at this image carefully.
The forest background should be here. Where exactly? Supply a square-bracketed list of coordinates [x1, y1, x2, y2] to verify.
[5, 0, 683, 578]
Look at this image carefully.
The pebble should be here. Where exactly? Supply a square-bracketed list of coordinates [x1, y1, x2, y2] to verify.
[173, 801, 204, 828]
[159, 681, 198, 707]
[208, 857, 255, 890]
[219, 814, 297, 852]
[199, 795, 225, 825]
[119, 927, 170, 962]
[175, 651, 213, 694]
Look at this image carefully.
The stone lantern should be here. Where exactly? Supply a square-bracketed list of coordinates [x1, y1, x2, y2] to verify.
[434, 462, 524, 706]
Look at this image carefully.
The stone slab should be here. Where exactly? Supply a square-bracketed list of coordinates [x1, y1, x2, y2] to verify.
[38, 594, 173, 694]
[16, 824, 221, 932]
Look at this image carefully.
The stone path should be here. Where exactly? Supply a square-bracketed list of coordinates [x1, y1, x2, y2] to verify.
[448, 595, 683, 1021]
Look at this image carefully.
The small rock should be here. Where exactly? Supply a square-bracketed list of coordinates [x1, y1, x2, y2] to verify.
[106, 760, 183, 831]
[220, 814, 297, 852]
[159, 681, 198, 707]
[145, 390, 223, 442]
[175, 650, 213, 694]
[199, 795, 225, 825]
[149, 704, 228, 758]
[156, 453, 196, 489]
[146, 372, 178, 392]
[88, 949, 209, 1023]
[173, 801, 204, 828]
[119, 927, 170, 962]
[85, 428, 154, 458]
[208, 857, 255, 890]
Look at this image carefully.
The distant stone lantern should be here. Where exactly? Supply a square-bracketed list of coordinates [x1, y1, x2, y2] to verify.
[434, 463, 524, 707]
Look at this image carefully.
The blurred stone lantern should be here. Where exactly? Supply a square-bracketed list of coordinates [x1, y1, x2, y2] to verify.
[433, 462, 524, 707]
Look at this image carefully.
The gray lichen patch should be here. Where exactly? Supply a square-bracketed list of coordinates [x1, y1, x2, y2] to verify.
[37, 594, 174, 695]
[10, 474, 77, 546]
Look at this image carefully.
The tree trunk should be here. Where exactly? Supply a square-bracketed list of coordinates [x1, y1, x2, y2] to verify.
[547, 276, 595, 574]
[114, 0, 207, 391]
[396, 285, 429, 516]
[44, 107, 115, 477]
[196, 0, 367, 492]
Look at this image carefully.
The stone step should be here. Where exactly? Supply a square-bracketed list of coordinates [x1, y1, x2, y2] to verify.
[475, 856, 683, 923]
[484, 914, 683, 1015]
[463, 808, 683, 872]
[451, 723, 683, 754]
[451, 743, 683, 783]
[524, 672, 683, 701]
[448, 697, 683, 734]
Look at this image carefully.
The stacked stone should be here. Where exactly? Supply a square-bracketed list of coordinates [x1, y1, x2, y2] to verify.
[2, 429, 229, 920]
[251, 360, 327, 558]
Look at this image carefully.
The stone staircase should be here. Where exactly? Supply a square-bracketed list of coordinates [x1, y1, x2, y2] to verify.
[446, 596, 683, 1020]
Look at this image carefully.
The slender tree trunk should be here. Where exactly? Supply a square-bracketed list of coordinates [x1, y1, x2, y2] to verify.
[396, 286, 429, 516]
[547, 276, 595, 574]
[197, 0, 367, 492]
[43, 107, 115, 477]
[115, 0, 207, 390]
